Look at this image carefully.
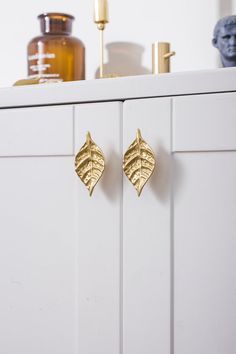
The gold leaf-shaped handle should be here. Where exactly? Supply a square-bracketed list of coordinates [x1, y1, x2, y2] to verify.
[123, 129, 156, 196]
[75, 132, 105, 196]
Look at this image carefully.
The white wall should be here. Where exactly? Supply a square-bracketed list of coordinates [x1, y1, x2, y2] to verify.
[0, 0, 235, 87]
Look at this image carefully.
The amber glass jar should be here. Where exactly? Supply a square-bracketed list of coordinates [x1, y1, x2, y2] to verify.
[27, 13, 85, 82]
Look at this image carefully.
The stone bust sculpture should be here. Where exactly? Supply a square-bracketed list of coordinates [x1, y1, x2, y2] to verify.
[212, 15, 236, 67]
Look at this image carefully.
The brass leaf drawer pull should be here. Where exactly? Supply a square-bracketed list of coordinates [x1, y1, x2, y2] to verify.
[75, 132, 105, 196]
[123, 129, 156, 196]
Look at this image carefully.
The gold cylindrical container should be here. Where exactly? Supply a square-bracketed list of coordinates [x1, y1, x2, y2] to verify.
[94, 0, 109, 25]
[152, 42, 175, 74]
[27, 13, 85, 82]
[158, 42, 171, 73]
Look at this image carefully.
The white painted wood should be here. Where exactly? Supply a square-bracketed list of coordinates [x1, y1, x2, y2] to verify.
[173, 93, 236, 152]
[74, 102, 122, 354]
[0, 106, 73, 156]
[123, 98, 172, 354]
[0, 68, 236, 109]
[1, 71, 236, 354]
[0, 157, 79, 354]
[0, 100, 123, 354]
[174, 152, 236, 354]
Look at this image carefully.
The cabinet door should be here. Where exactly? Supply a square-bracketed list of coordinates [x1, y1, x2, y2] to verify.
[173, 93, 236, 354]
[74, 102, 123, 354]
[0, 102, 122, 354]
[123, 98, 172, 354]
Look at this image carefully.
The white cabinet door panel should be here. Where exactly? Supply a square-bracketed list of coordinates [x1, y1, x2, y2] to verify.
[123, 98, 172, 354]
[0, 157, 78, 354]
[0, 106, 73, 156]
[173, 93, 236, 152]
[0, 101, 123, 354]
[174, 152, 236, 354]
[74, 102, 123, 354]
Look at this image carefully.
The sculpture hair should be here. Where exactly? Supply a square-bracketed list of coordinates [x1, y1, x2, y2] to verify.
[213, 15, 236, 39]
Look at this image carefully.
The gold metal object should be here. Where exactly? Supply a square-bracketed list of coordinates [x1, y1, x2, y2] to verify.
[99, 29, 105, 78]
[123, 129, 156, 196]
[152, 42, 175, 74]
[75, 132, 105, 196]
[13, 77, 62, 86]
[94, 0, 109, 25]
[13, 77, 42, 86]
[94, 0, 109, 78]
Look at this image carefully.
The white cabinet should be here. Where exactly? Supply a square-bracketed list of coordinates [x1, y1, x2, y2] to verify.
[0, 102, 123, 354]
[123, 98, 171, 354]
[0, 105, 74, 156]
[173, 93, 236, 354]
[74, 102, 122, 354]
[174, 152, 236, 354]
[0, 157, 77, 354]
[0, 74, 236, 354]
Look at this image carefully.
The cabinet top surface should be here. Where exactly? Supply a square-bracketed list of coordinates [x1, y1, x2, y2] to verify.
[0, 68, 236, 108]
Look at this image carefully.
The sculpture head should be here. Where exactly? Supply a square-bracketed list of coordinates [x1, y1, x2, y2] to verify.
[212, 15, 236, 67]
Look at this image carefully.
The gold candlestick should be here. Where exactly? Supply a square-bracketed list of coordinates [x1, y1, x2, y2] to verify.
[94, 0, 109, 78]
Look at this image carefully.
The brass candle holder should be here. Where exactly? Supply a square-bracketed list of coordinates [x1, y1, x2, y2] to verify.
[94, 0, 109, 78]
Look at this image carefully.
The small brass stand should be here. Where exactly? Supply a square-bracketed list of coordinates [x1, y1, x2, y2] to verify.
[94, 0, 109, 78]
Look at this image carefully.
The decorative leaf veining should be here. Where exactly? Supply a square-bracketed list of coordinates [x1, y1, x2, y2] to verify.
[75, 132, 105, 196]
[123, 129, 156, 196]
